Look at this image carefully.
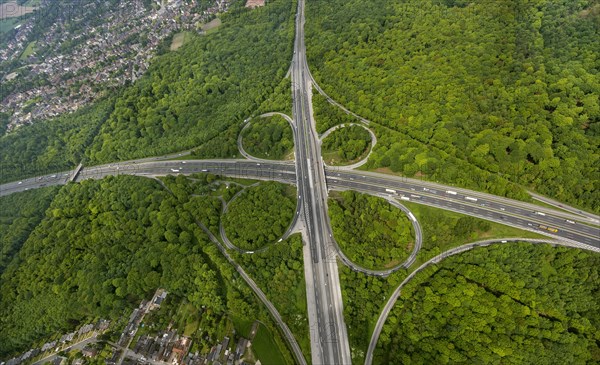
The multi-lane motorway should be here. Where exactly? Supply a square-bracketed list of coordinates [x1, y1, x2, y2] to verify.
[290, 0, 352, 363]
[1, 0, 600, 363]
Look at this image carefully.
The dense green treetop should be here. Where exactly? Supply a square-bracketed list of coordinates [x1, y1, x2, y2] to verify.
[241, 115, 294, 160]
[306, 0, 600, 212]
[321, 125, 371, 165]
[0, 186, 59, 274]
[0, 175, 261, 358]
[328, 191, 414, 270]
[222, 182, 296, 251]
[376, 243, 600, 364]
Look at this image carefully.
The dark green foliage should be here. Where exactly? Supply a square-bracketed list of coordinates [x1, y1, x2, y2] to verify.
[306, 0, 600, 212]
[313, 91, 357, 134]
[321, 125, 371, 164]
[241, 115, 294, 160]
[86, 0, 295, 163]
[236, 235, 310, 359]
[0, 98, 114, 183]
[339, 265, 392, 363]
[376, 243, 600, 364]
[0, 176, 260, 358]
[192, 123, 242, 159]
[222, 182, 296, 251]
[0, 186, 59, 274]
[328, 191, 413, 270]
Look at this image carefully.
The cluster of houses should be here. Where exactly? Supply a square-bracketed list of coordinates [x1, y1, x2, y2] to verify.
[0, 0, 231, 132]
[1, 320, 110, 365]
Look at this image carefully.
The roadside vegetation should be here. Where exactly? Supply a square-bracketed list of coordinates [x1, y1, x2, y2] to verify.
[0, 98, 114, 183]
[313, 90, 357, 134]
[235, 235, 311, 361]
[0, 175, 293, 360]
[306, 0, 600, 213]
[241, 115, 294, 160]
[86, 0, 295, 164]
[222, 182, 296, 251]
[329, 191, 413, 270]
[375, 243, 600, 364]
[321, 125, 371, 165]
[402, 201, 546, 267]
[0, 186, 59, 274]
[337, 199, 550, 364]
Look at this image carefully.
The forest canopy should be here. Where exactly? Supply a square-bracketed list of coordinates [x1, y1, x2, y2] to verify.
[306, 0, 600, 212]
[328, 191, 414, 270]
[375, 243, 600, 364]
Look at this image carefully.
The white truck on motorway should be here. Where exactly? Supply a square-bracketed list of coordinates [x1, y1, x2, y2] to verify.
[385, 188, 397, 194]
[170, 168, 180, 173]
[400, 196, 410, 201]
[465, 196, 478, 202]
[446, 190, 457, 195]
[534, 211, 546, 216]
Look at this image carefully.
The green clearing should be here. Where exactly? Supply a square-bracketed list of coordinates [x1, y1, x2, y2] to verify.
[0, 17, 19, 33]
[170, 31, 193, 51]
[19, 40, 35, 59]
[201, 17, 222, 32]
[402, 201, 546, 267]
[252, 324, 290, 365]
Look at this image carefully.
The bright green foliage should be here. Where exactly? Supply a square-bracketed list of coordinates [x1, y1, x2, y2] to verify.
[328, 191, 414, 270]
[339, 265, 392, 364]
[313, 91, 357, 134]
[0, 176, 260, 358]
[86, 0, 295, 163]
[0, 186, 59, 273]
[222, 182, 296, 251]
[236, 235, 310, 360]
[252, 324, 290, 365]
[192, 123, 242, 159]
[321, 125, 371, 165]
[376, 243, 600, 364]
[241, 115, 294, 160]
[0, 98, 114, 183]
[306, 0, 600, 212]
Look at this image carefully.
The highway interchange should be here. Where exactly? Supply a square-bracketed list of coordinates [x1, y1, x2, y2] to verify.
[1, 0, 600, 363]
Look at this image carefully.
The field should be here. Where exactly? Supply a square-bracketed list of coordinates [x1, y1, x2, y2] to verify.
[251, 324, 289, 365]
[0, 17, 18, 33]
[201, 18, 221, 32]
[19, 40, 36, 59]
[170, 32, 193, 51]
[245, 0, 265, 9]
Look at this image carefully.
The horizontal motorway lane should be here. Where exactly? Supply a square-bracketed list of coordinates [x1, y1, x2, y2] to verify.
[0, 160, 297, 197]
[326, 177, 600, 249]
[327, 169, 599, 224]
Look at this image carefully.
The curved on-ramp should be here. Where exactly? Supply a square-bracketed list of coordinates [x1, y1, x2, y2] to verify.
[319, 123, 377, 171]
[195, 220, 307, 365]
[237, 112, 296, 164]
[219, 181, 301, 254]
[364, 238, 600, 365]
[325, 195, 422, 277]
